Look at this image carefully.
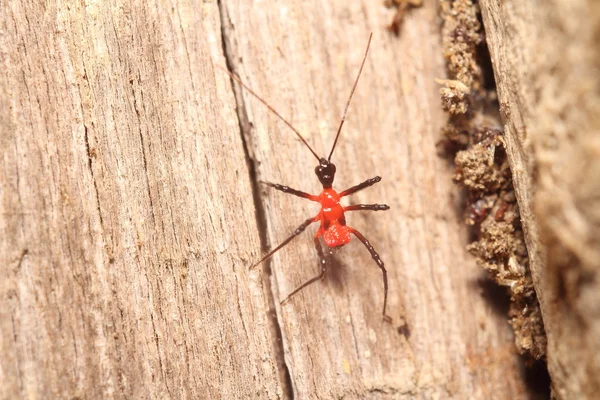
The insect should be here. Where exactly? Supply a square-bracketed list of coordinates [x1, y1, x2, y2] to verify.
[222, 33, 392, 322]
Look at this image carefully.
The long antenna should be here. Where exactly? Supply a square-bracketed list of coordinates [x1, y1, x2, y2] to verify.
[218, 65, 320, 161]
[327, 32, 373, 162]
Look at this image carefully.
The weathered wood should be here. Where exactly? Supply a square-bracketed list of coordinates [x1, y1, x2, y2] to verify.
[221, 0, 528, 398]
[0, 0, 535, 398]
[0, 1, 282, 398]
[480, 1, 600, 398]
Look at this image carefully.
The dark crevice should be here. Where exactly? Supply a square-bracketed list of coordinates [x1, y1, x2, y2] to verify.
[130, 78, 157, 227]
[150, 310, 169, 395]
[522, 358, 552, 400]
[474, 276, 510, 317]
[11, 314, 24, 392]
[79, 63, 112, 263]
[15, 248, 29, 270]
[84, 124, 105, 230]
[217, 1, 294, 398]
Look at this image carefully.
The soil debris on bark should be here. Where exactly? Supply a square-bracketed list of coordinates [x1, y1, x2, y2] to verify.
[437, 0, 547, 360]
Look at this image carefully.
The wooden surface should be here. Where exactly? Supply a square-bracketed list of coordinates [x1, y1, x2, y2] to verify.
[1, 0, 533, 398]
[0, 1, 282, 398]
[480, 1, 600, 398]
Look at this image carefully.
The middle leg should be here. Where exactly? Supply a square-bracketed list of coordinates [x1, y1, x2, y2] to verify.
[344, 204, 389, 212]
[281, 236, 328, 305]
[339, 176, 382, 197]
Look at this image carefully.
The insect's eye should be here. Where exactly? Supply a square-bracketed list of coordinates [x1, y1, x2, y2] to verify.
[326, 163, 336, 176]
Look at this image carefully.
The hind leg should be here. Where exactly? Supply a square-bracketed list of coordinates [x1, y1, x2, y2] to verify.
[348, 227, 392, 323]
[281, 235, 328, 305]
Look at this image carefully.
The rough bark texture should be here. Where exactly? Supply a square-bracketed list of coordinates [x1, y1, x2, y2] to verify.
[479, 1, 600, 399]
[1, 0, 540, 398]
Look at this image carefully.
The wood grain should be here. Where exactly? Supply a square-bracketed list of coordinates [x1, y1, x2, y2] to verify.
[221, 0, 527, 397]
[1, 0, 532, 398]
[480, 0, 600, 398]
[0, 1, 282, 398]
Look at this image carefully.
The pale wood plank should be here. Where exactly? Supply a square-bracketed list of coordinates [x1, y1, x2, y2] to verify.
[0, 1, 282, 398]
[221, 0, 529, 397]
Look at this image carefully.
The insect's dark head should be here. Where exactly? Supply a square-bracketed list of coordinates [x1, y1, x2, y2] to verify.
[315, 158, 336, 188]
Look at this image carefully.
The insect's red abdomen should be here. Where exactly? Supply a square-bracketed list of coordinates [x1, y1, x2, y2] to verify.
[322, 220, 352, 248]
[317, 188, 351, 247]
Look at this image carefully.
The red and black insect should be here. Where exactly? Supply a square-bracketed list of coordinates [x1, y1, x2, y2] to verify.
[223, 33, 391, 322]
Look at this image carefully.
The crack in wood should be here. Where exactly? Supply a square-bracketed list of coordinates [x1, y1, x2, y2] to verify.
[217, 1, 294, 398]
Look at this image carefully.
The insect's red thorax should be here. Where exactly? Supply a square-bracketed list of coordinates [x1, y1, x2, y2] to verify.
[318, 188, 343, 222]
[317, 188, 351, 247]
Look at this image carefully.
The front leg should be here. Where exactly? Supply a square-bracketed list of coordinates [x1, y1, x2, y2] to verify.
[339, 176, 381, 197]
[261, 181, 318, 201]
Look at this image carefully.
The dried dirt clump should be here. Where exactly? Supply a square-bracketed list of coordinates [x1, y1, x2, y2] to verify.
[439, 0, 484, 114]
[452, 128, 547, 360]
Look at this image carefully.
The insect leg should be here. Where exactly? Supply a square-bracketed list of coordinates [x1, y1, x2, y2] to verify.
[260, 181, 318, 201]
[280, 236, 328, 305]
[344, 204, 390, 212]
[339, 176, 382, 197]
[249, 216, 317, 269]
[348, 227, 392, 323]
